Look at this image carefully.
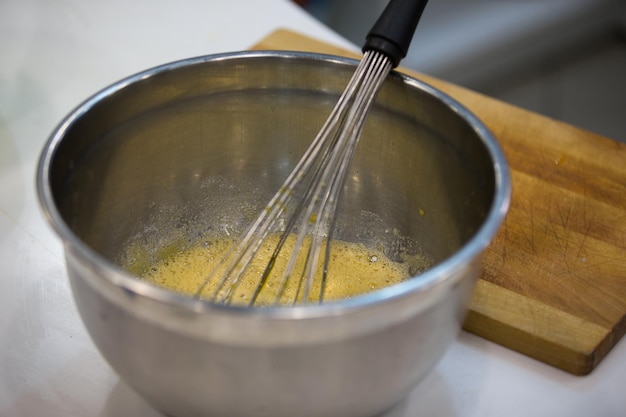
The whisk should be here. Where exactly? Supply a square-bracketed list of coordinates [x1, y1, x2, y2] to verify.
[196, 0, 430, 306]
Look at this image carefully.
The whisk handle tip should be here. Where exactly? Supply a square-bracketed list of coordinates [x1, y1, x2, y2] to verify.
[363, 0, 429, 67]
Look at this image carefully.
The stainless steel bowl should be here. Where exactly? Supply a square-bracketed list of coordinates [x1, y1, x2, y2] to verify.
[37, 51, 510, 417]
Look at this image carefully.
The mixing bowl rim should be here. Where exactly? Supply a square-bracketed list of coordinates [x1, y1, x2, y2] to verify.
[36, 50, 511, 319]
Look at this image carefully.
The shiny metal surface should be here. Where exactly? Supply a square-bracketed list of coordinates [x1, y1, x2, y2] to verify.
[37, 51, 510, 417]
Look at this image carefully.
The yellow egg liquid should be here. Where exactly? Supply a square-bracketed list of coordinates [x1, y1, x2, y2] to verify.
[141, 234, 420, 306]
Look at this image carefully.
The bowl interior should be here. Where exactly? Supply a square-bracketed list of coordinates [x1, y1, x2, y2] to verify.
[47, 52, 500, 298]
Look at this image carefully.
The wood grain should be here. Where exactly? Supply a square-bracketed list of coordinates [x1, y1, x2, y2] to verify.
[251, 29, 626, 375]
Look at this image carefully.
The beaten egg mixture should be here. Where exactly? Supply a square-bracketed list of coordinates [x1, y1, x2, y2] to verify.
[135, 233, 426, 306]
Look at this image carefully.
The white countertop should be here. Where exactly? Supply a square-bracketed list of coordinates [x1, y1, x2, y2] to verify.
[1, 1, 624, 416]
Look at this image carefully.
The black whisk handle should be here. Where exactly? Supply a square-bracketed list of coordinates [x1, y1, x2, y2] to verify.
[363, 0, 429, 67]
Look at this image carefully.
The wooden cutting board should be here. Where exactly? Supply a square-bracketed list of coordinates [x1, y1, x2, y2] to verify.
[252, 29, 626, 375]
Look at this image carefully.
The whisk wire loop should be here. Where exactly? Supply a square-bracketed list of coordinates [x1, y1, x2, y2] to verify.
[195, 50, 392, 306]
[290, 51, 393, 304]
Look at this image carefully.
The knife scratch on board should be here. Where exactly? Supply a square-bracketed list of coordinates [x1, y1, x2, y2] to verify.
[520, 199, 537, 254]
[555, 208, 572, 260]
